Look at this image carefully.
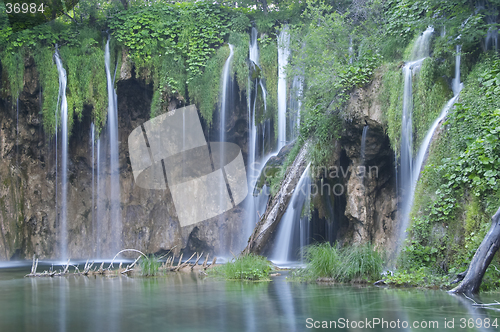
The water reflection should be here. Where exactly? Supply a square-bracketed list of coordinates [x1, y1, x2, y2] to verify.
[0, 268, 499, 331]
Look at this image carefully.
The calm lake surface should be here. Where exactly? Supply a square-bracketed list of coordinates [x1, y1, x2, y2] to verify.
[1, 262, 500, 331]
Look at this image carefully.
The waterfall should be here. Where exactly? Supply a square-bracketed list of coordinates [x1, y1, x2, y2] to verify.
[219, 44, 234, 145]
[218, 43, 234, 251]
[277, 26, 290, 151]
[399, 58, 423, 225]
[96, 138, 102, 256]
[105, 38, 122, 256]
[410, 27, 434, 60]
[348, 36, 354, 64]
[485, 5, 498, 51]
[289, 75, 303, 141]
[452, 45, 463, 95]
[245, 29, 263, 242]
[244, 27, 275, 248]
[360, 125, 369, 166]
[398, 38, 464, 248]
[249, 27, 259, 66]
[271, 163, 311, 264]
[54, 50, 69, 260]
[398, 27, 434, 249]
[91, 123, 96, 255]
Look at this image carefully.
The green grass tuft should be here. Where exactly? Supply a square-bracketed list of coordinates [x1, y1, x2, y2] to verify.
[208, 254, 272, 281]
[139, 254, 161, 276]
[294, 243, 384, 283]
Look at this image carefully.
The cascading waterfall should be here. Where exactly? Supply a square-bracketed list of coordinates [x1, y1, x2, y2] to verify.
[219, 44, 234, 148]
[398, 27, 434, 246]
[218, 43, 234, 251]
[244, 28, 270, 242]
[271, 163, 311, 264]
[104, 38, 122, 256]
[277, 26, 290, 151]
[398, 38, 464, 247]
[54, 50, 69, 260]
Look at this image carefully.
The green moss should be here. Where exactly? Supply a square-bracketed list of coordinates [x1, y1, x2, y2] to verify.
[188, 45, 229, 124]
[60, 32, 107, 134]
[380, 63, 404, 153]
[259, 34, 278, 125]
[412, 58, 452, 152]
[32, 47, 59, 137]
[228, 32, 249, 99]
[1, 48, 24, 98]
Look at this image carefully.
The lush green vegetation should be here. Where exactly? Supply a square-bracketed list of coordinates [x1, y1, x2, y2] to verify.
[2, 0, 500, 290]
[292, 243, 384, 283]
[399, 53, 500, 291]
[208, 254, 273, 281]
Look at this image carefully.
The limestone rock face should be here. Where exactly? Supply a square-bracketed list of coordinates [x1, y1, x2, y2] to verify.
[0, 57, 248, 260]
[341, 69, 399, 252]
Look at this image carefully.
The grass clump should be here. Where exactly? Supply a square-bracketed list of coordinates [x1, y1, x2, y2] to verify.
[208, 254, 272, 281]
[139, 254, 161, 277]
[294, 243, 384, 283]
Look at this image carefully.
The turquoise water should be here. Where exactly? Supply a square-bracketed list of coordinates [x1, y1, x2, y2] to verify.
[1, 263, 500, 331]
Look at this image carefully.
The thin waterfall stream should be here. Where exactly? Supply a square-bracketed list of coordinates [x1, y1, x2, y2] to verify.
[244, 28, 271, 245]
[277, 26, 290, 151]
[218, 43, 234, 252]
[360, 125, 369, 166]
[271, 163, 311, 264]
[104, 37, 122, 256]
[54, 50, 69, 260]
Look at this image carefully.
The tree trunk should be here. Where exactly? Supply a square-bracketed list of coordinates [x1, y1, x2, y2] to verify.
[242, 143, 309, 255]
[260, 0, 269, 14]
[449, 206, 500, 295]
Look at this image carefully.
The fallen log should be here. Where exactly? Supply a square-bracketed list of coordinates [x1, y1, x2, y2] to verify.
[242, 143, 309, 255]
[449, 206, 500, 295]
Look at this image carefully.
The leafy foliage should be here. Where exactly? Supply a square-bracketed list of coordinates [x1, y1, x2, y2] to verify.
[402, 55, 500, 290]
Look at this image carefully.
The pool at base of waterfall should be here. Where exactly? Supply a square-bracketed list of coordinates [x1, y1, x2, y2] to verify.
[1, 264, 500, 331]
